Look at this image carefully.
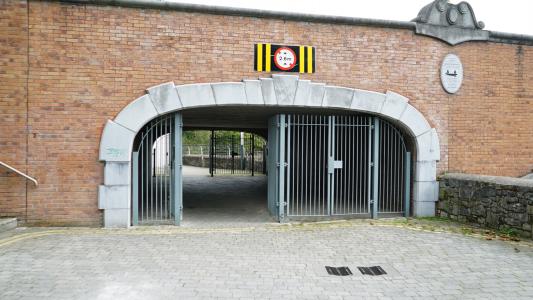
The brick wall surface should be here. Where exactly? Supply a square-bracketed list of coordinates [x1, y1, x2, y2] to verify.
[0, 1, 531, 225]
[0, 0, 28, 220]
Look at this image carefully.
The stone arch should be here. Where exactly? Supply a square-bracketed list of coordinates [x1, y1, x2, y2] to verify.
[98, 74, 440, 227]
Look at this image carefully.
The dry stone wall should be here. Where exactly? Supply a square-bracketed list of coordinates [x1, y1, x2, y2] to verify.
[438, 173, 533, 238]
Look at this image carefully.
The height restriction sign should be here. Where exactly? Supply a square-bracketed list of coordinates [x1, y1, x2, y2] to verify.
[254, 43, 315, 73]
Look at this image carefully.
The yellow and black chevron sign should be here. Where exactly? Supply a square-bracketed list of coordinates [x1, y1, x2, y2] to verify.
[254, 43, 315, 73]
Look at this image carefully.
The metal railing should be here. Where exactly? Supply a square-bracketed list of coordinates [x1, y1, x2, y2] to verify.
[0, 161, 38, 186]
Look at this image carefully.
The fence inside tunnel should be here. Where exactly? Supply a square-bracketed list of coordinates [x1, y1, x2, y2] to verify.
[209, 131, 266, 176]
[182, 130, 266, 176]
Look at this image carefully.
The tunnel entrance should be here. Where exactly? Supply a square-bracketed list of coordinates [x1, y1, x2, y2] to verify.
[131, 106, 412, 226]
[181, 130, 271, 227]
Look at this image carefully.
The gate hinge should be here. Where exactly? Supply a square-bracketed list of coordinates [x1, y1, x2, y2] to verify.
[276, 202, 287, 207]
[276, 162, 288, 167]
[370, 162, 374, 167]
[371, 125, 375, 129]
[277, 123, 288, 128]
[370, 199, 375, 204]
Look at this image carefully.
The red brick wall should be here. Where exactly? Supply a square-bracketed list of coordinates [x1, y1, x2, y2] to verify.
[448, 43, 533, 176]
[0, 1, 531, 225]
[0, 0, 28, 220]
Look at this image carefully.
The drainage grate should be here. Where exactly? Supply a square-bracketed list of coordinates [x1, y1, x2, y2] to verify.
[325, 266, 353, 276]
[357, 266, 387, 276]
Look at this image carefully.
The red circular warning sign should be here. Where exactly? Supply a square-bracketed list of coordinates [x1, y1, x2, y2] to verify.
[274, 47, 297, 71]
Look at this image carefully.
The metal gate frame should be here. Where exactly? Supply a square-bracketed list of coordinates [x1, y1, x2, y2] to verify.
[132, 113, 182, 226]
[269, 114, 411, 221]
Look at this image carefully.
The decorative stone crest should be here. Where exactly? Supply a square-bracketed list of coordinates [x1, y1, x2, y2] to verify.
[413, 0, 489, 45]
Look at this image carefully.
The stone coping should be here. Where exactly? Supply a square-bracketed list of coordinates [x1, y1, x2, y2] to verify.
[440, 173, 533, 188]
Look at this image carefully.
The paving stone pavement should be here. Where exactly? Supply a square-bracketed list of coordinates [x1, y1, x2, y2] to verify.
[182, 166, 274, 228]
[1, 223, 533, 300]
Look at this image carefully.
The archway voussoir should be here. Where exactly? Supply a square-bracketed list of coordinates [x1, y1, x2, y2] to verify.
[176, 83, 216, 108]
[272, 74, 299, 106]
[381, 91, 409, 119]
[293, 79, 311, 106]
[350, 89, 386, 114]
[211, 82, 247, 105]
[399, 105, 431, 137]
[99, 120, 135, 162]
[308, 83, 326, 107]
[259, 78, 277, 105]
[322, 86, 354, 108]
[114, 94, 159, 133]
[146, 82, 182, 114]
[243, 80, 264, 105]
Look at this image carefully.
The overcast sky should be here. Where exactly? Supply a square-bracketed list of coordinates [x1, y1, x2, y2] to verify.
[169, 0, 533, 36]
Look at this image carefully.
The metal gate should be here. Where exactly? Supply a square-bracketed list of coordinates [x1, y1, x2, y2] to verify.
[268, 114, 410, 220]
[132, 113, 182, 225]
[208, 131, 266, 176]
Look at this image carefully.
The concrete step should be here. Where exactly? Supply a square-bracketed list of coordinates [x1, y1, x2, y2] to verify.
[0, 218, 17, 233]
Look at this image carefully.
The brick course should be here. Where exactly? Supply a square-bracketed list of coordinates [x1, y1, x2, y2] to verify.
[0, 1, 531, 225]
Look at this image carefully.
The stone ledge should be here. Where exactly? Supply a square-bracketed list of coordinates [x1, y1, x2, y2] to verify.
[441, 173, 533, 189]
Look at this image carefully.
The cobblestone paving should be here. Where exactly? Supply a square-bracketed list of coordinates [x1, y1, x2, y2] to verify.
[1, 223, 533, 299]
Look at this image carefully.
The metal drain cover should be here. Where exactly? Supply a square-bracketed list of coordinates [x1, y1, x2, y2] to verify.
[357, 266, 387, 276]
[325, 266, 353, 276]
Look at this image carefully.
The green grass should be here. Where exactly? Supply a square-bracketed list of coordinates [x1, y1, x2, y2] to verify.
[498, 226, 519, 237]
[415, 216, 452, 223]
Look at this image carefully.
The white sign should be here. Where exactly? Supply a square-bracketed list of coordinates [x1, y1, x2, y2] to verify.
[440, 54, 463, 94]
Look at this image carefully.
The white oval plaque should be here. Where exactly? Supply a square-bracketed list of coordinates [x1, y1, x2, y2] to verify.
[440, 54, 463, 94]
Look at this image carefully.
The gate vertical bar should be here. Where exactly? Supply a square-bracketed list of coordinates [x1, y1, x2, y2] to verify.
[150, 123, 154, 221]
[132, 151, 139, 225]
[286, 115, 291, 216]
[141, 133, 145, 222]
[173, 113, 183, 225]
[372, 117, 380, 219]
[155, 118, 159, 221]
[251, 134, 255, 176]
[327, 116, 333, 216]
[231, 135, 234, 174]
[313, 116, 317, 215]
[278, 114, 286, 221]
[404, 152, 411, 217]
[169, 118, 174, 219]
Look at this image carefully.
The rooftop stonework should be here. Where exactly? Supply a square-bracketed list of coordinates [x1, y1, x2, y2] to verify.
[413, 0, 489, 45]
[414, 0, 484, 29]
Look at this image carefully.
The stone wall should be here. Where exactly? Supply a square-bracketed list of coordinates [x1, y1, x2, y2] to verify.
[438, 173, 533, 238]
